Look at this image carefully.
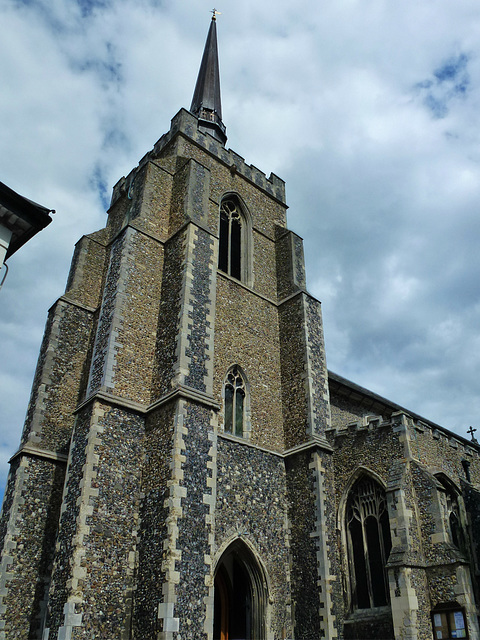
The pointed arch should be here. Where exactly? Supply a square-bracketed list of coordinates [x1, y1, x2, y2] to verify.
[222, 365, 251, 439]
[341, 470, 392, 611]
[218, 193, 253, 285]
[213, 538, 268, 640]
[338, 467, 388, 530]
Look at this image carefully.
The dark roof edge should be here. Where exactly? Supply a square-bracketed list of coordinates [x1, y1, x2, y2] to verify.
[328, 370, 480, 451]
[0, 181, 54, 260]
[0, 181, 53, 221]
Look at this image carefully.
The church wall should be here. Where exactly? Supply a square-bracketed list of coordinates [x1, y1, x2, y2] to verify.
[172, 132, 288, 302]
[0, 456, 64, 640]
[252, 228, 278, 300]
[285, 450, 323, 639]
[169, 158, 211, 235]
[411, 463, 462, 565]
[104, 229, 163, 404]
[129, 161, 174, 240]
[22, 300, 97, 453]
[407, 449, 480, 636]
[215, 437, 292, 639]
[279, 296, 310, 449]
[463, 483, 480, 596]
[64, 231, 108, 310]
[275, 229, 306, 300]
[151, 228, 185, 400]
[0, 201, 112, 639]
[214, 275, 284, 452]
[320, 449, 343, 639]
[86, 227, 164, 405]
[137, 399, 217, 639]
[407, 424, 480, 487]
[388, 459, 431, 640]
[173, 402, 216, 638]
[182, 226, 217, 394]
[304, 296, 331, 437]
[279, 294, 330, 448]
[44, 402, 144, 640]
[133, 402, 175, 638]
[329, 422, 403, 496]
[329, 392, 374, 430]
[328, 398, 480, 639]
[105, 186, 132, 241]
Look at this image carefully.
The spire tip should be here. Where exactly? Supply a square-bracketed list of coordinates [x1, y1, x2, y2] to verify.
[190, 10, 227, 145]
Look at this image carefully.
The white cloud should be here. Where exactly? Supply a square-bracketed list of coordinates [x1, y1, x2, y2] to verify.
[1, 0, 480, 496]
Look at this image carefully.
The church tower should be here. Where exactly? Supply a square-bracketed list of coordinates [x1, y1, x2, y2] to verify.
[0, 16, 337, 640]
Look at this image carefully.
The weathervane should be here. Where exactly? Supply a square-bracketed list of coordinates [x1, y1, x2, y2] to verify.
[211, 8, 221, 20]
[467, 426, 478, 443]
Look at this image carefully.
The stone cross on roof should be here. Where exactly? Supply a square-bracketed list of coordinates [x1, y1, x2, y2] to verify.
[467, 426, 478, 443]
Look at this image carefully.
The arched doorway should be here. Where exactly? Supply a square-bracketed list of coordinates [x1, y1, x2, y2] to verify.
[213, 540, 267, 640]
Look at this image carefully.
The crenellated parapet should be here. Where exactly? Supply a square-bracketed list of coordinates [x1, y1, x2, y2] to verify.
[109, 109, 286, 215]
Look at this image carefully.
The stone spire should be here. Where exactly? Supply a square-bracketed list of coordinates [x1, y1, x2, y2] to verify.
[190, 12, 227, 145]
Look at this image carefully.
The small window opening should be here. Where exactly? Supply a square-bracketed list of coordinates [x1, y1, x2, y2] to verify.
[219, 199, 242, 280]
[346, 476, 392, 610]
[224, 367, 246, 437]
[462, 459, 471, 483]
[432, 604, 468, 639]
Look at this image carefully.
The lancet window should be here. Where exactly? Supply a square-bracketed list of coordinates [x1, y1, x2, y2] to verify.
[437, 476, 463, 550]
[346, 476, 392, 610]
[224, 366, 246, 437]
[219, 198, 242, 280]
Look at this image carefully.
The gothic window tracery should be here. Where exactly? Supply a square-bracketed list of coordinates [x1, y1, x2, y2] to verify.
[346, 476, 392, 610]
[224, 366, 246, 437]
[219, 198, 242, 280]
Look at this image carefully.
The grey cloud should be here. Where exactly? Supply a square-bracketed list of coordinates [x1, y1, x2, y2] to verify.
[1, 0, 480, 497]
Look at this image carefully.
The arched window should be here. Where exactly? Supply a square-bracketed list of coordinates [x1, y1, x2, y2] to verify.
[218, 198, 243, 280]
[224, 366, 246, 437]
[346, 476, 392, 610]
[436, 476, 463, 550]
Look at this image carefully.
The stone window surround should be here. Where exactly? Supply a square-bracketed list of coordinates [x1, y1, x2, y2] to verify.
[338, 467, 393, 615]
[217, 192, 253, 287]
[221, 364, 251, 440]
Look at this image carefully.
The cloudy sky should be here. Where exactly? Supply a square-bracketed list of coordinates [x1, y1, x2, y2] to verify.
[1, 0, 480, 493]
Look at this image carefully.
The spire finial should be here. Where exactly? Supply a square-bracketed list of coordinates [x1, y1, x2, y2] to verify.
[190, 14, 227, 144]
[211, 8, 221, 20]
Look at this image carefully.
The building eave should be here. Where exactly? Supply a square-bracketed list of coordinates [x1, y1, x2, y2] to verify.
[0, 181, 53, 260]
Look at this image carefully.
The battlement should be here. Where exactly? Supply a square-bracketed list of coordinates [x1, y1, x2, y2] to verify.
[109, 108, 286, 210]
[168, 109, 286, 202]
[330, 410, 480, 458]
